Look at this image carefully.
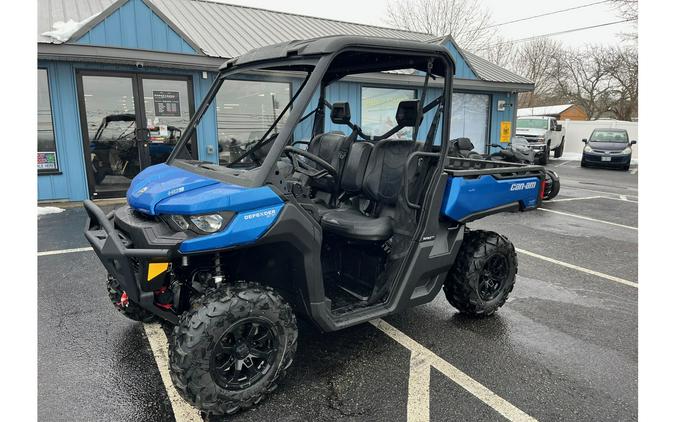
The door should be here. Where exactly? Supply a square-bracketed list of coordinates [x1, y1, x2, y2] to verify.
[78, 72, 194, 199]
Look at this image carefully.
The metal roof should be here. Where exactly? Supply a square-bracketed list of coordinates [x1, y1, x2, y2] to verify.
[518, 104, 576, 117]
[38, 0, 118, 44]
[149, 0, 434, 57]
[460, 50, 532, 85]
[37, 0, 532, 87]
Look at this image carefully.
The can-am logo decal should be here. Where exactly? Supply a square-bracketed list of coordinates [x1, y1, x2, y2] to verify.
[243, 209, 277, 220]
[510, 181, 537, 191]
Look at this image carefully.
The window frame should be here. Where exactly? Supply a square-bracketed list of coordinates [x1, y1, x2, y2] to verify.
[37, 67, 60, 175]
[449, 90, 492, 150]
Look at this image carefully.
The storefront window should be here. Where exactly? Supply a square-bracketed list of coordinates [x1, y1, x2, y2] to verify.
[38, 69, 59, 173]
[214, 80, 291, 164]
[361, 87, 416, 139]
[450, 93, 490, 153]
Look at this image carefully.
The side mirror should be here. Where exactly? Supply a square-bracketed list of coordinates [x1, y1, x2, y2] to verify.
[330, 102, 351, 125]
[555, 124, 562, 131]
[630, 140, 637, 145]
[582, 139, 587, 143]
[395, 100, 422, 127]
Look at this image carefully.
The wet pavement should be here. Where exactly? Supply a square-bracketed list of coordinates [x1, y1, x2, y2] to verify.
[38, 159, 638, 421]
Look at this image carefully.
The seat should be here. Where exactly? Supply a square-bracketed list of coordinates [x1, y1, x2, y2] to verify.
[321, 139, 417, 241]
[321, 207, 393, 241]
[306, 131, 349, 193]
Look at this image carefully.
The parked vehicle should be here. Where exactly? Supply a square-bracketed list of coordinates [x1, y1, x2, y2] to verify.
[90, 113, 182, 183]
[84, 36, 546, 416]
[581, 128, 635, 171]
[516, 115, 565, 165]
[449, 136, 560, 200]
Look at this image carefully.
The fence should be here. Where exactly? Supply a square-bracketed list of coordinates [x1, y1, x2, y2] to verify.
[560, 119, 639, 160]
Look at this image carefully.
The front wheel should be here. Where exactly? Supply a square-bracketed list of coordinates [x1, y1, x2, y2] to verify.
[553, 137, 565, 158]
[444, 230, 517, 317]
[538, 143, 550, 165]
[169, 282, 298, 416]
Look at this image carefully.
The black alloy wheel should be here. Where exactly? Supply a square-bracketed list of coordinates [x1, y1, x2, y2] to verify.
[210, 318, 279, 390]
[478, 254, 508, 301]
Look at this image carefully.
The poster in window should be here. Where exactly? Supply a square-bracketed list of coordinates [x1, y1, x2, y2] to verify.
[153, 91, 181, 117]
[38, 152, 58, 171]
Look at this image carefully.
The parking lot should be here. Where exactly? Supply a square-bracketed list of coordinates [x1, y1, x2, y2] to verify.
[38, 158, 638, 422]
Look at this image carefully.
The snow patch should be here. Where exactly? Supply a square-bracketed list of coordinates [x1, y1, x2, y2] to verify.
[41, 13, 100, 43]
[38, 206, 65, 216]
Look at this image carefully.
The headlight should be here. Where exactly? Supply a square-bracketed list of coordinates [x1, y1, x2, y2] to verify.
[584, 145, 593, 153]
[621, 147, 632, 154]
[190, 214, 224, 233]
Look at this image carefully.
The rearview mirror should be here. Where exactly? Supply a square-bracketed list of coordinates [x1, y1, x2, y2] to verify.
[582, 139, 587, 143]
[555, 124, 562, 131]
[395, 100, 422, 127]
[631, 140, 637, 145]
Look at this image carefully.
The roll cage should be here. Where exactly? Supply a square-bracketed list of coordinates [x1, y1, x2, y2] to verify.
[166, 36, 456, 188]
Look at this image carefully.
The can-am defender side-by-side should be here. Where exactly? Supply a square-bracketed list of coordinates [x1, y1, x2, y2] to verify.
[84, 36, 546, 416]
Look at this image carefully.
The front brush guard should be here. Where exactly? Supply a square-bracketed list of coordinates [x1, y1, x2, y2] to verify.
[83, 200, 178, 323]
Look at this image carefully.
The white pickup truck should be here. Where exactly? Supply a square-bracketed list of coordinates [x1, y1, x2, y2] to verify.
[515, 116, 565, 165]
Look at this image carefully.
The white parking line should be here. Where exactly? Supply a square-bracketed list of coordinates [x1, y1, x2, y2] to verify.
[407, 351, 431, 422]
[516, 248, 638, 288]
[563, 185, 638, 199]
[554, 160, 570, 168]
[144, 323, 202, 422]
[630, 168, 638, 175]
[371, 319, 537, 422]
[538, 208, 637, 230]
[37, 246, 93, 257]
[547, 196, 605, 203]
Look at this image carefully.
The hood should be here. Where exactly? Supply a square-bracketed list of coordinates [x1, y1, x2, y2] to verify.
[515, 127, 546, 137]
[127, 164, 282, 215]
[587, 141, 629, 151]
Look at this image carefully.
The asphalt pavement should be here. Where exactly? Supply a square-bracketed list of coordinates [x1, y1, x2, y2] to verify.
[37, 158, 638, 421]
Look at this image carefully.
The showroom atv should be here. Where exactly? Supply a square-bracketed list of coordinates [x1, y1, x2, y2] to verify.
[449, 136, 560, 200]
[84, 36, 546, 416]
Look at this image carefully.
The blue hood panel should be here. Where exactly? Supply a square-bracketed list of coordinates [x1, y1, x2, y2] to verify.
[127, 164, 220, 215]
[155, 182, 283, 215]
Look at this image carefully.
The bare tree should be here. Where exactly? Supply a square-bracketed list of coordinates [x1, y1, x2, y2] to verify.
[552, 47, 614, 119]
[609, 0, 638, 41]
[604, 47, 638, 120]
[483, 36, 518, 70]
[511, 39, 563, 107]
[384, 0, 495, 50]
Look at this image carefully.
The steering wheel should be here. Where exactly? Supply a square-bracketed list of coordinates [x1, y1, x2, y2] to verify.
[283, 146, 338, 180]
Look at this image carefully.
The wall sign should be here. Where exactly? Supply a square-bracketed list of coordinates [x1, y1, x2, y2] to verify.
[38, 151, 58, 171]
[500, 121, 512, 143]
[153, 91, 181, 117]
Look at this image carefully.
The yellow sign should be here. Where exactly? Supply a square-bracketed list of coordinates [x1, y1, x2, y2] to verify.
[500, 121, 512, 143]
[147, 262, 169, 281]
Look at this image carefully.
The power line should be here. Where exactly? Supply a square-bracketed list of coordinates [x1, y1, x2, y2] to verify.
[485, 1, 611, 28]
[480, 18, 636, 50]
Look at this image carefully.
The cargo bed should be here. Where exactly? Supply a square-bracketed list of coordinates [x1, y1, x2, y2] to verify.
[441, 157, 545, 223]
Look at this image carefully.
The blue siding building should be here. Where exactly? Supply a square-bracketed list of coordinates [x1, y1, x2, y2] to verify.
[37, 0, 533, 202]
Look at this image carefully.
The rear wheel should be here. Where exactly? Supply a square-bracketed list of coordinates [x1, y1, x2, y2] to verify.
[444, 230, 517, 317]
[543, 170, 560, 200]
[106, 275, 155, 322]
[169, 282, 297, 416]
[554, 137, 565, 158]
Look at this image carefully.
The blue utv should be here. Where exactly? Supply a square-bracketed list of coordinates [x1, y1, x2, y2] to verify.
[84, 36, 546, 416]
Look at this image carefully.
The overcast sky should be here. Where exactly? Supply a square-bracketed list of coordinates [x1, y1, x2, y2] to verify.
[215, 0, 635, 52]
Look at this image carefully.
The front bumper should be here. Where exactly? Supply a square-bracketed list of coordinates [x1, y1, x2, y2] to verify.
[83, 200, 180, 323]
[582, 151, 631, 167]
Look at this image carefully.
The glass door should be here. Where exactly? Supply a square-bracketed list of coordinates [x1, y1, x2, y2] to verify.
[78, 73, 194, 198]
